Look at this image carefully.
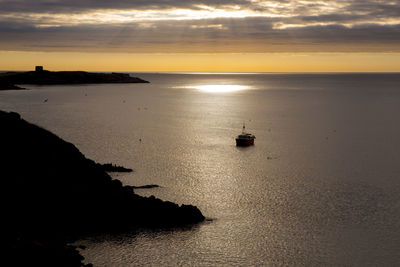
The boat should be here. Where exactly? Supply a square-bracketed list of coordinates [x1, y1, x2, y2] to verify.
[236, 124, 255, 146]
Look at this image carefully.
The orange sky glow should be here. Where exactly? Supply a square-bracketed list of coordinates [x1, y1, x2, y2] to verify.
[1, 52, 399, 73]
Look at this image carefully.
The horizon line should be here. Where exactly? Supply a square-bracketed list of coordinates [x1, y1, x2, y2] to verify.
[1, 70, 400, 75]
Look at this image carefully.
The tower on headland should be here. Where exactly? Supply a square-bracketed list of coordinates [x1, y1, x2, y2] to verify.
[35, 66, 43, 72]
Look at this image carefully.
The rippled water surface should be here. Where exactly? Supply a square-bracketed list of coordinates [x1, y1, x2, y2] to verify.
[1, 73, 400, 266]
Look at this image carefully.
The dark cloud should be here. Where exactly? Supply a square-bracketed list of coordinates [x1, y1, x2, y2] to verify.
[346, 1, 400, 16]
[0, 16, 399, 53]
[0, 0, 251, 13]
[0, 0, 399, 16]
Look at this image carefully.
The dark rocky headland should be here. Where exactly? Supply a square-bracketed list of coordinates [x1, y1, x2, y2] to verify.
[0, 67, 148, 90]
[1, 110, 204, 266]
[0, 81, 25, 90]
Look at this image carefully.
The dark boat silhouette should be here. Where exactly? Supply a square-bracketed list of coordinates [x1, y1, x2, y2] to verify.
[236, 124, 255, 146]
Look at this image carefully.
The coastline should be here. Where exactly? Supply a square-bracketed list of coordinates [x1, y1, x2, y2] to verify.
[0, 82, 25, 90]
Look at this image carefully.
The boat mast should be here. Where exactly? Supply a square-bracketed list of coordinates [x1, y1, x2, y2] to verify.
[242, 123, 245, 134]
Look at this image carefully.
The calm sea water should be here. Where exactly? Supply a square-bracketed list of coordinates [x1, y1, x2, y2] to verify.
[1, 73, 400, 266]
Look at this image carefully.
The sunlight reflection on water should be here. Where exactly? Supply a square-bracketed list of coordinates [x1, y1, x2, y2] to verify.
[185, 84, 250, 93]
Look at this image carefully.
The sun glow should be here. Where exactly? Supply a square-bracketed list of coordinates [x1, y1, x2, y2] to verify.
[4, 8, 266, 28]
[189, 84, 249, 93]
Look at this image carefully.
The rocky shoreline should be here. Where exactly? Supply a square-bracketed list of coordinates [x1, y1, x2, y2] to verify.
[97, 163, 133, 172]
[1, 110, 204, 266]
[0, 81, 25, 90]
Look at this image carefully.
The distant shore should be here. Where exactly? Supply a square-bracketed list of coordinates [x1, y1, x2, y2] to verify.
[0, 67, 149, 90]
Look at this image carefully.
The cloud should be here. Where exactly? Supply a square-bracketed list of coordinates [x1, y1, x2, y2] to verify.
[0, 0, 251, 13]
[0, 0, 399, 53]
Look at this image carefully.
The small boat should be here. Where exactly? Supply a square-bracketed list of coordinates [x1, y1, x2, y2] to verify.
[236, 124, 255, 146]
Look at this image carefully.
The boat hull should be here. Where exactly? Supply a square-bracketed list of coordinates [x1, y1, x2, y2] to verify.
[236, 138, 254, 146]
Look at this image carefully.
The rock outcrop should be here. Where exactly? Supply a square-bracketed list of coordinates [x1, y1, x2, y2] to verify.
[97, 163, 133, 172]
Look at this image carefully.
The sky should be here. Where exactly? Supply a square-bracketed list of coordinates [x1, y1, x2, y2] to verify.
[0, 0, 399, 72]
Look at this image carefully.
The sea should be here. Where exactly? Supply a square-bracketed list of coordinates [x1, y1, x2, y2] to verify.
[1, 73, 400, 266]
